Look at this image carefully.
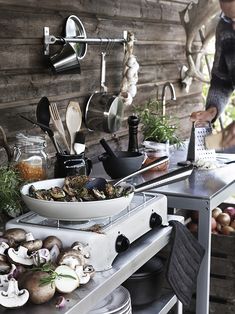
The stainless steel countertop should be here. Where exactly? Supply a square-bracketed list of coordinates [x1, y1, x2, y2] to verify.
[93, 148, 235, 202]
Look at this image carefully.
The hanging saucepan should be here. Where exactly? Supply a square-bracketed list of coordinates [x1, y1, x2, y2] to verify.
[84, 52, 124, 133]
[20, 163, 193, 220]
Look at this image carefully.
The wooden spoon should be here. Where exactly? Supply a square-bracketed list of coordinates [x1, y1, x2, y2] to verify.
[65, 101, 82, 154]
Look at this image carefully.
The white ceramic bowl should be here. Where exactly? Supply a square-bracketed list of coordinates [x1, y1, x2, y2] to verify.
[20, 178, 134, 221]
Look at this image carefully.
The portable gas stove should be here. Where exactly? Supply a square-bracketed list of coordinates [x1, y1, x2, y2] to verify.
[6, 192, 168, 271]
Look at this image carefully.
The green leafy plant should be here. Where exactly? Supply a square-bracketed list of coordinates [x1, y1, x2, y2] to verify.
[135, 98, 182, 146]
[0, 166, 23, 219]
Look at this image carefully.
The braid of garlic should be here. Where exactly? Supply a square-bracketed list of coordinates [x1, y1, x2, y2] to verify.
[119, 31, 139, 106]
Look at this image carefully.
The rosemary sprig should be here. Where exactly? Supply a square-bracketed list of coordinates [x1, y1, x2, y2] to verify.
[31, 263, 77, 286]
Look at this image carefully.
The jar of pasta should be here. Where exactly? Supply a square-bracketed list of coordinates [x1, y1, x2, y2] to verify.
[13, 133, 47, 181]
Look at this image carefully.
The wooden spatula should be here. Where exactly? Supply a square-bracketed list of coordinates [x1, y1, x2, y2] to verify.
[65, 101, 82, 154]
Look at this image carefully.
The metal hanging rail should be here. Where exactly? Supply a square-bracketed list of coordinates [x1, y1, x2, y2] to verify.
[44, 26, 127, 55]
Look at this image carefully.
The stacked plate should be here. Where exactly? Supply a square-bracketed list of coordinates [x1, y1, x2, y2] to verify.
[89, 286, 132, 314]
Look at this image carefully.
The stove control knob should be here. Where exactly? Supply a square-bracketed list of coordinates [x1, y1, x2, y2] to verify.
[115, 234, 130, 253]
[149, 213, 162, 228]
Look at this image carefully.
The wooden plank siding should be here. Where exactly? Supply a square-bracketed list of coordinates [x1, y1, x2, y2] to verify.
[0, 0, 204, 163]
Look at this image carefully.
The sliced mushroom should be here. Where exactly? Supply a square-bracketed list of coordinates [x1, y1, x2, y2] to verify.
[57, 249, 85, 269]
[43, 236, 63, 250]
[31, 249, 51, 266]
[49, 245, 61, 264]
[0, 278, 29, 308]
[0, 264, 17, 290]
[8, 246, 33, 266]
[74, 265, 90, 285]
[71, 241, 90, 259]
[22, 233, 42, 253]
[0, 242, 9, 266]
[0, 242, 9, 256]
[3, 229, 26, 244]
[83, 264, 95, 278]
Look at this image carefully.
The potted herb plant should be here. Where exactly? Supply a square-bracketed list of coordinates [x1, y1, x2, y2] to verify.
[135, 98, 183, 170]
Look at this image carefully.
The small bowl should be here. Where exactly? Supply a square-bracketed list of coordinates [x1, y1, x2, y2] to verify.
[98, 151, 145, 179]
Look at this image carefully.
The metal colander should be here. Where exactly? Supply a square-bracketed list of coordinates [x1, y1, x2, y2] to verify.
[187, 121, 216, 162]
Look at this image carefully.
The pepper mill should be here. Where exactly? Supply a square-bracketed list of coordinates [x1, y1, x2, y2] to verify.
[128, 115, 140, 152]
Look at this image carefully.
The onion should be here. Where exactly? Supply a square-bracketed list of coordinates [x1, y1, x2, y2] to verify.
[216, 213, 231, 226]
[55, 296, 66, 308]
[187, 222, 198, 233]
[216, 222, 222, 233]
[211, 217, 217, 231]
[223, 207, 235, 220]
[54, 265, 79, 293]
[221, 225, 235, 236]
[212, 207, 222, 219]
[230, 220, 235, 229]
[191, 211, 199, 223]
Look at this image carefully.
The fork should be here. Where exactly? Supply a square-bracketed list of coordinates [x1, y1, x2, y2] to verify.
[49, 103, 70, 152]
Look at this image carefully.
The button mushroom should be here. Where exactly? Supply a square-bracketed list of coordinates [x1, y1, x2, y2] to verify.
[43, 235, 63, 250]
[57, 249, 85, 269]
[8, 246, 33, 266]
[22, 233, 43, 253]
[0, 278, 29, 308]
[71, 241, 90, 259]
[3, 229, 26, 244]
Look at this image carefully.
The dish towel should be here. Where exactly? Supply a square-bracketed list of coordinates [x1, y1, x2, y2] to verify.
[166, 220, 205, 308]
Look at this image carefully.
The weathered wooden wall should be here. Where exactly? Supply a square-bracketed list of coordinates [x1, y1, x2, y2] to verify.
[0, 0, 204, 165]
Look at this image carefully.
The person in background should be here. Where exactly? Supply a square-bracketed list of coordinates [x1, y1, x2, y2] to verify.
[190, 0, 235, 149]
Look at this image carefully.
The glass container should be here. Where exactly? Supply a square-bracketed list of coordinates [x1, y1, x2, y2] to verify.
[13, 133, 47, 181]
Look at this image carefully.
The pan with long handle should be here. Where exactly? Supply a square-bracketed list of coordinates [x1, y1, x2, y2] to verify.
[20, 164, 193, 220]
[84, 52, 124, 134]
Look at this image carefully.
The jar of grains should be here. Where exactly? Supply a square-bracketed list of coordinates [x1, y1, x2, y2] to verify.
[13, 133, 47, 181]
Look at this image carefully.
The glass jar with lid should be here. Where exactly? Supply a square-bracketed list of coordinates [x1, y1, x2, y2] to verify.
[13, 133, 47, 181]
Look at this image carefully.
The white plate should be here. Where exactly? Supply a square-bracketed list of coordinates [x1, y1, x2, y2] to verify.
[20, 178, 134, 221]
[89, 286, 131, 314]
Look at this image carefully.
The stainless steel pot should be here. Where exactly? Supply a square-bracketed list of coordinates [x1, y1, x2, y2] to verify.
[84, 52, 124, 133]
[123, 256, 165, 306]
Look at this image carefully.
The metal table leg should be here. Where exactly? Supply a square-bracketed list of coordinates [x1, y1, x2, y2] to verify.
[196, 204, 211, 314]
[175, 300, 183, 314]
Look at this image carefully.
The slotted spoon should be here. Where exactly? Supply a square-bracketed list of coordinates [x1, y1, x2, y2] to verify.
[65, 101, 82, 154]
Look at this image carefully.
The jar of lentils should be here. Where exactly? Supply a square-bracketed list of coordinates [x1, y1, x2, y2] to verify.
[13, 133, 47, 181]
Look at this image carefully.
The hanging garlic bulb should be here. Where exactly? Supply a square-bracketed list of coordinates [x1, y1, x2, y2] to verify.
[119, 32, 139, 106]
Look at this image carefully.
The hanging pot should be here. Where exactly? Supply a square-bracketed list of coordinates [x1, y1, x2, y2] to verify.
[84, 52, 124, 133]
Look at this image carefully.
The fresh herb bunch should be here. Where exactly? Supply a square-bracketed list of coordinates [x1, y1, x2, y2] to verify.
[32, 263, 77, 287]
[135, 98, 182, 146]
[0, 166, 23, 218]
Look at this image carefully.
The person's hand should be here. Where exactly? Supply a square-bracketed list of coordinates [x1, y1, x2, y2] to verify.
[222, 121, 235, 148]
[190, 107, 217, 122]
